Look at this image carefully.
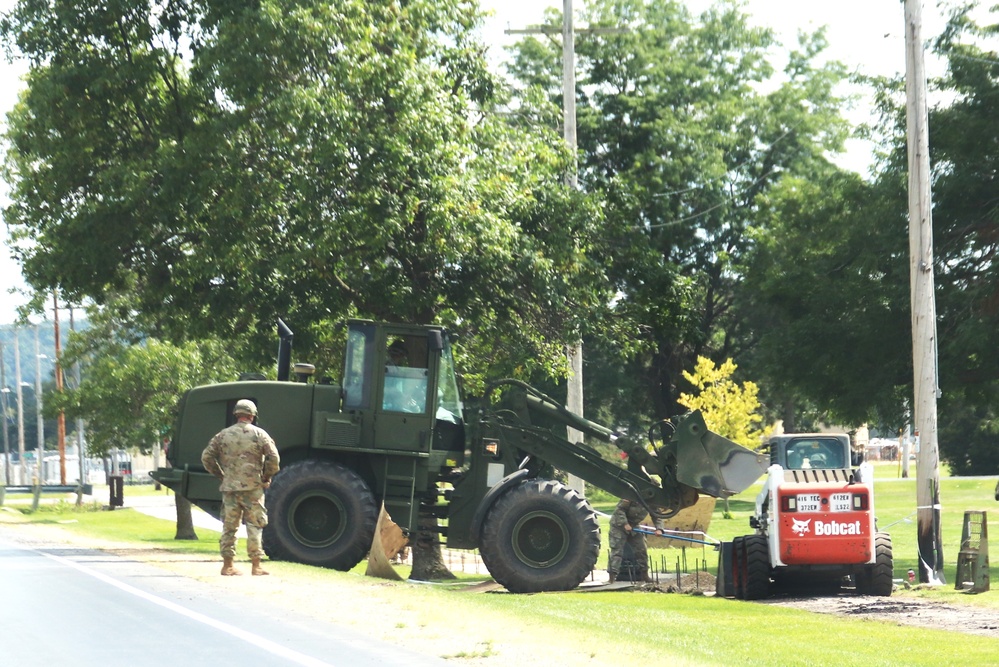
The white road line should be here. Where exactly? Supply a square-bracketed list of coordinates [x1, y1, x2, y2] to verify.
[40, 550, 337, 667]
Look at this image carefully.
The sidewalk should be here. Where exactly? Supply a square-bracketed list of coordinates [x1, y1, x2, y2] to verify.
[103, 485, 246, 537]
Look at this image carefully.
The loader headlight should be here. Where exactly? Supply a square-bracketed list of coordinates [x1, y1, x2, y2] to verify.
[853, 493, 869, 511]
[780, 495, 796, 512]
[483, 439, 500, 459]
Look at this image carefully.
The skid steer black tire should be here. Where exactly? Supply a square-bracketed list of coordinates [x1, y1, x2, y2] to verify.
[732, 536, 747, 599]
[263, 460, 377, 570]
[856, 532, 893, 596]
[479, 479, 600, 593]
[742, 534, 771, 600]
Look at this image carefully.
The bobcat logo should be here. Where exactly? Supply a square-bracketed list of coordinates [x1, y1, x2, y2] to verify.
[791, 517, 811, 536]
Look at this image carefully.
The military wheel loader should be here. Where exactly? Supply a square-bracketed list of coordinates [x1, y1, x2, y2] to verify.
[152, 319, 768, 593]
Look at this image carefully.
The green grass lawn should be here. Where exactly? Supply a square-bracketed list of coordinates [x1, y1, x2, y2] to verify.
[2, 471, 998, 666]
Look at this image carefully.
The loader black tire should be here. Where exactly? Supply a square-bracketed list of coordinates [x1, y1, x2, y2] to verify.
[856, 532, 893, 596]
[263, 460, 378, 571]
[742, 534, 771, 600]
[731, 536, 747, 599]
[479, 479, 600, 593]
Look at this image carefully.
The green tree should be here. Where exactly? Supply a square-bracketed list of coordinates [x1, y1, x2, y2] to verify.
[737, 169, 912, 431]
[505, 0, 853, 424]
[677, 356, 766, 448]
[1, 0, 604, 379]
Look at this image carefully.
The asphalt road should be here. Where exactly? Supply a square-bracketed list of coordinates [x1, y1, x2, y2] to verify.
[0, 533, 449, 667]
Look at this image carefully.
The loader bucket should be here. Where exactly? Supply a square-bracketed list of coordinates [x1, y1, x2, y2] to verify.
[668, 411, 768, 498]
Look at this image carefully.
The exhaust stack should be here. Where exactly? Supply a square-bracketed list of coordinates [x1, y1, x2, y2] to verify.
[277, 319, 293, 381]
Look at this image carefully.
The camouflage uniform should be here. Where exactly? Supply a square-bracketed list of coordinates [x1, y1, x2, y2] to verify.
[607, 499, 650, 580]
[201, 421, 280, 559]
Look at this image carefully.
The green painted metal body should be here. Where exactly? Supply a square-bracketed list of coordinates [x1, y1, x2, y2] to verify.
[151, 320, 767, 553]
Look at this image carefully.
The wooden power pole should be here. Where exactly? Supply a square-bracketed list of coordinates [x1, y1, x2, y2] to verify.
[506, 5, 627, 493]
[54, 293, 66, 485]
[507, 1, 585, 492]
[903, 0, 945, 584]
[561, 0, 585, 493]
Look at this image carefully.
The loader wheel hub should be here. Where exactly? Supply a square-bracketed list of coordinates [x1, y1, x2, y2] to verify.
[512, 511, 569, 568]
[289, 491, 345, 548]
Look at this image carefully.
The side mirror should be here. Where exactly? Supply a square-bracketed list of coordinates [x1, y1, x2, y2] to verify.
[428, 330, 444, 352]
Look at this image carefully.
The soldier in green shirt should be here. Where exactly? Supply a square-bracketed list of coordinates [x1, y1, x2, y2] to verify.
[201, 399, 281, 576]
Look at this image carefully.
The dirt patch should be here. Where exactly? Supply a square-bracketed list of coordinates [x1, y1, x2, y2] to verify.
[634, 570, 716, 594]
[641, 561, 999, 638]
[763, 591, 999, 638]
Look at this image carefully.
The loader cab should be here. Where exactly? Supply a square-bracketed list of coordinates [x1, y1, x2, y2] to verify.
[342, 320, 465, 455]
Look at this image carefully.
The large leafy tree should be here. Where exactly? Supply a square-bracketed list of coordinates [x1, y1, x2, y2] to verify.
[737, 169, 912, 431]
[1, 0, 605, 379]
[505, 0, 852, 427]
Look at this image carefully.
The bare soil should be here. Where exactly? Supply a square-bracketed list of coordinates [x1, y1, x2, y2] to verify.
[637, 571, 999, 639]
[762, 590, 999, 638]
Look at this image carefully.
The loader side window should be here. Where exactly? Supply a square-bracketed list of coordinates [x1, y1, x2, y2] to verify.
[344, 325, 375, 409]
[383, 367, 429, 413]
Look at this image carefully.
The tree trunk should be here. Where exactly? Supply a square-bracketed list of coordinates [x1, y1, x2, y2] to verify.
[781, 398, 796, 433]
[408, 512, 455, 581]
[174, 494, 199, 540]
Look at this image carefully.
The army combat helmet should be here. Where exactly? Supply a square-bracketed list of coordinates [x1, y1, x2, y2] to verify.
[233, 399, 258, 417]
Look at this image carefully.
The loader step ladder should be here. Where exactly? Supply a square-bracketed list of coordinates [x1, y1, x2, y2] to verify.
[955, 510, 989, 592]
[382, 457, 418, 529]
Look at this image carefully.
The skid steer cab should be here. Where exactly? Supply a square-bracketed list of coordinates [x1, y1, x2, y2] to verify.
[152, 319, 769, 593]
[718, 433, 893, 600]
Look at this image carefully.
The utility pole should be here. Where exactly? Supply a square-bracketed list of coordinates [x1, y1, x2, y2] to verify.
[507, 1, 588, 492]
[14, 329, 25, 485]
[0, 341, 9, 486]
[903, 0, 944, 584]
[54, 293, 66, 484]
[561, 0, 585, 493]
[31, 323, 44, 511]
[71, 306, 87, 505]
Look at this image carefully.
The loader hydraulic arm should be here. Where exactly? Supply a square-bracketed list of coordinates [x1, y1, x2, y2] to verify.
[479, 380, 767, 518]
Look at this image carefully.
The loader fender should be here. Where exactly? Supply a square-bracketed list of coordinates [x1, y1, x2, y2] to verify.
[469, 468, 530, 546]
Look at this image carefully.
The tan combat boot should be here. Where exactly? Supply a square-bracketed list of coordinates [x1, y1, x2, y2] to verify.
[221, 557, 242, 576]
[251, 557, 270, 576]
[608, 572, 617, 584]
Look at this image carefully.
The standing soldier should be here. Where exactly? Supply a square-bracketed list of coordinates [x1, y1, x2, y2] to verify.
[607, 498, 660, 583]
[201, 399, 280, 576]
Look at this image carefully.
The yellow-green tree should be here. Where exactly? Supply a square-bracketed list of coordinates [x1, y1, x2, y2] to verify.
[678, 357, 767, 449]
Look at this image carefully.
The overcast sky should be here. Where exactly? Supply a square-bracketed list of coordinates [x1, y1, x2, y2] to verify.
[0, 1, 960, 324]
